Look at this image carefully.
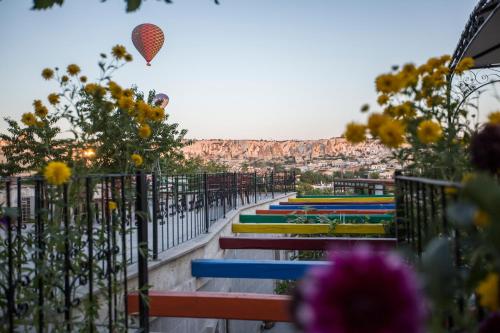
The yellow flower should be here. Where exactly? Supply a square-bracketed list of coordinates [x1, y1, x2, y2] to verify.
[426, 57, 441, 69]
[461, 172, 476, 184]
[118, 96, 135, 110]
[360, 104, 370, 113]
[85, 83, 106, 98]
[112, 45, 127, 59]
[41, 68, 54, 80]
[47, 93, 60, 105]
[487, 111, 500, 125]
[454, 57, 475, 75]
[108, 201, 118, 211]
[425, 95, 445, 108]
[131, 154, 143, 167]
[417, 120, 442, 144]
[124, 54, 133, 62]
[344, 122, 366, 144]
[66, 64, 81, 76]
[444, 186, 458, 195]
[377, 94, 389, 106]
[108, 81, 123, 99]
[378, 120, 405, 148]
[439, 55, 451, 64]
[61, 75, 69, 84]
[148, 107, 165, 122]
[476, 273, 499, 311]
[394, 102, 416, 119]
[43, 161, 72, 185]
[417, 64, 432, 75]
[21, 113, 37, 126]
[80, 76, 88, 83]
[35, 105, 48, 118]
[367, 113, 390, 137]
[33, 99, 42, 109]
[122, 89, 134, 98]
[138, 124, 152, 138]
[375, 74, 401, 94]
[474, 210, 491, 228]
[435, 66, 450, 77]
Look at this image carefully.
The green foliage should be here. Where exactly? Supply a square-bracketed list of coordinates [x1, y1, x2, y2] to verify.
[30, 0, 219, 12]
[0, 46, 186, 176]
[419, 173, 500, 331]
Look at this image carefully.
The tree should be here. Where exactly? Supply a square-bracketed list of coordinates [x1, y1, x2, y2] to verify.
[0, 45, 187, 176]
[30, 0, 219, 12]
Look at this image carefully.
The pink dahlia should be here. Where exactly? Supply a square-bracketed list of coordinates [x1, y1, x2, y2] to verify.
[479, 312, 500, 333]
[295, 246, 426, 333]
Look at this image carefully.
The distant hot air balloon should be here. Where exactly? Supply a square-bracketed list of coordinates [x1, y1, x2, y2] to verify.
[153, 93, 169, 108]
[131, 23, 164, 66]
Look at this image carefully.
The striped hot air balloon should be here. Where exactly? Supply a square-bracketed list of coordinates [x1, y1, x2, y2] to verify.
[131, 23, 165, 66]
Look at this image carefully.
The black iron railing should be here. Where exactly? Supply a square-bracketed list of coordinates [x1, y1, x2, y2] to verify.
[394, 172, 470, 327]
[394, 173, 461, 257]
[0, 170, 295, 332]
[332, 178, 395, 195]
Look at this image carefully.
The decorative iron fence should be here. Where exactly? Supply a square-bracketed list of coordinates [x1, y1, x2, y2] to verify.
[394, 172, 470, 328]
[0, 171, 295, 332]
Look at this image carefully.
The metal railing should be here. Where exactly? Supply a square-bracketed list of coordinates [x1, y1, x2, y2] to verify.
[332, 178, 395, 195]
[394, 172, 469, 328]
[0, 170, 296, 332]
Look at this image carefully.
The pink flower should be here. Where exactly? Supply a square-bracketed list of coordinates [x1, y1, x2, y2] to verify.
[295, 246, 426, 333]
[479, 312, 500, 333]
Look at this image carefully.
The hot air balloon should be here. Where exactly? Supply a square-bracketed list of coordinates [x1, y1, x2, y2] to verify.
[131, 23, 164, 66]
[153, 93, 169, 108]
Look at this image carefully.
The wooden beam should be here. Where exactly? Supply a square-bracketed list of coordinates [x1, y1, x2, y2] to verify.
[270, 204, 395, 210]
[219, 236, 397, 250]
[127, 291, 292, 322]
[232, 223, 386, 235]
[297, 195, 393, 198]
[191, 259, 329, 280]
[239, 214, 393, 224]
[288, 198, 394, 203]
[256, 209, 394, 215]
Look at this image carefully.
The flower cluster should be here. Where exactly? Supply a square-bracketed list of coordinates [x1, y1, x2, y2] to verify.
[294, 247, 426, 333]
[341, 56, 479, 177]
[344, 55, 475, 149]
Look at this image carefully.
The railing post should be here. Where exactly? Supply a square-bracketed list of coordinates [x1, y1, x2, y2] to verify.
[394, 170, 401, 244]
[203, 173, 209, 232]
[223, 172, 226, 218]
[233, 172, 237, 208]
[135, 171, 149, 333]
[152, 172, 158, 260]
[5, 180, 14, 333]
[254, 171, 257, 203]
[271, 171, 274, 198]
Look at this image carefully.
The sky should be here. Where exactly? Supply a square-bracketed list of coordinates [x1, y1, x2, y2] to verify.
[0, 0, 491, 140]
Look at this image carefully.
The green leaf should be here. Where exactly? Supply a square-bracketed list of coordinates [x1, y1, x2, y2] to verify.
[126, 0, 142, 12]
[32, 0, 64, 10]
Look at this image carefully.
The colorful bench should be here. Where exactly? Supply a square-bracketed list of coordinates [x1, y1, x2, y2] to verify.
[219, 236, 397, 250]
[256, 209, 394, 215]
[191, 259, 328, 280]
[127, 291, 292, 321]
[232, 223, 386, 235]
[239, 214, 393, 224]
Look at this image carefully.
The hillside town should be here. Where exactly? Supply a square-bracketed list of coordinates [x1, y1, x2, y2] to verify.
[182, 137, 399, 178]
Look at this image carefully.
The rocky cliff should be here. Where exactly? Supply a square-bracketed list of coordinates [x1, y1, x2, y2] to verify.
[182, 138, 391, 163]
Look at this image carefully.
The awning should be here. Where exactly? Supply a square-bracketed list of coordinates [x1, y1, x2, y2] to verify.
[451, 0, 500, 69]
